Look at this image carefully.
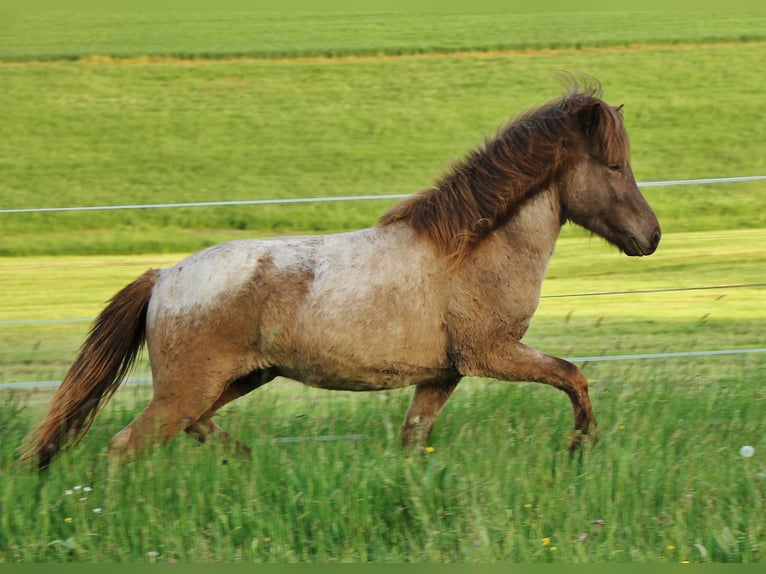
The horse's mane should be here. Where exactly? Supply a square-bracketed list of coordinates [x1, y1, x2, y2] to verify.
[378, 79, 631, 263]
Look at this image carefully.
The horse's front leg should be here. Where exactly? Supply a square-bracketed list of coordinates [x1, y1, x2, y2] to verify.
[464, 341, 599, 452]
[401, 377, 461, 448]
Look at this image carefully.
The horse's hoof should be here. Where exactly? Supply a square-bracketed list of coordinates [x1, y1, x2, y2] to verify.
[567, 427, 598, 454]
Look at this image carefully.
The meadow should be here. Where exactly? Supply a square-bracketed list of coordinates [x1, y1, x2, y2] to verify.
[1, 14, 765, 255]
[1, 9, 765, 564]
[2, 11, 766, 62]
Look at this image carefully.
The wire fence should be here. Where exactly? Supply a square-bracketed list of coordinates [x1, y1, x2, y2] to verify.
[3, 347, 765, 391]
[2, 175, 765, 215]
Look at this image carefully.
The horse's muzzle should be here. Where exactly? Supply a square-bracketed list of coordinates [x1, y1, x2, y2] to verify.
[625, 228, 661, 256]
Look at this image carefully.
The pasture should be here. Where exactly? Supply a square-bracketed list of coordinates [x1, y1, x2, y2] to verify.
[1, 9, 765, 564]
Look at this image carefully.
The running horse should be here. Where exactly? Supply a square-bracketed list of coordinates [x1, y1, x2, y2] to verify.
[21, 80, 661, 469]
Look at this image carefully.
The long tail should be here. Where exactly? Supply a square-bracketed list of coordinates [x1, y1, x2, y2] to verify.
[19, 269, 159, 469]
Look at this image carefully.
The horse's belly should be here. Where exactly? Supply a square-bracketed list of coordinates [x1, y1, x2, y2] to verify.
[279, 364, 456, 391]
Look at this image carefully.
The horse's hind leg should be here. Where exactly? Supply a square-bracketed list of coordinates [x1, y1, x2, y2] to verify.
[107, 360, 262, 462]
[401, 376, 461, 447]
[107, 392, 210, 463]
[185, 368, 278, 455]
[185, 419, 252, 456]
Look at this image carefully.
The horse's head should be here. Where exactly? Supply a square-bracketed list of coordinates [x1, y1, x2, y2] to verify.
[560, 98, 661, 256]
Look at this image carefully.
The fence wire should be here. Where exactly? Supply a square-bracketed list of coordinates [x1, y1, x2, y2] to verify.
[2, 175, 765, 215]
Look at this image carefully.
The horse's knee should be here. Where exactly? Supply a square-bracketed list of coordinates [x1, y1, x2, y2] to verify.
[568, 424, 600, 455]
[559, 360, 588, 392]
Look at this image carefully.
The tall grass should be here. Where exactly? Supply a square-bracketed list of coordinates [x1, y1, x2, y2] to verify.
[2, 355, 764, 562]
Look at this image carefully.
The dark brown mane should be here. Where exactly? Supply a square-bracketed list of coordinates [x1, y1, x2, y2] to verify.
[379, 81, 631, 263]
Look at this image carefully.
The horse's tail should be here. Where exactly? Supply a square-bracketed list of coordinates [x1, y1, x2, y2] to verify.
[19, 269, 159, 469]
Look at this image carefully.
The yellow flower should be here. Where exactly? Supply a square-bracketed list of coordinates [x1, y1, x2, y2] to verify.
[681, 560, 690, 564]
[542, 537, 551, 546]
[549, 546, 558, 552]
[424, 446, 435, 453]
[667, 544, 676, 551]
[64, 517, 73, 523]
[524, 503, 533, 509]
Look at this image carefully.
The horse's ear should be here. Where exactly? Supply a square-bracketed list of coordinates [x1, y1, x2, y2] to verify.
[577, 101, 603, 136]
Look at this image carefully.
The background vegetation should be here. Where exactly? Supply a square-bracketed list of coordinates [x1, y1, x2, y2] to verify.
[3, 11, 765, 62]
[0, 9, 764, 564]
[1, 12, 765, 255]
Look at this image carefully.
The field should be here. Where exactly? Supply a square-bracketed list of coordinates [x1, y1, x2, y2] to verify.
[2, 13, 766, 256]
[1, 9, 765, 564]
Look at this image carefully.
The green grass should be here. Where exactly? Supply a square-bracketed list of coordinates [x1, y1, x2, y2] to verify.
[2, 357, 765, 562]
[2, 11, 765, 62]
[1, 14, 765, 256]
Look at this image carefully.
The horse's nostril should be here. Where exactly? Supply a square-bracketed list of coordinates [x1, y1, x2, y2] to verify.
[652, 229, 661, 250]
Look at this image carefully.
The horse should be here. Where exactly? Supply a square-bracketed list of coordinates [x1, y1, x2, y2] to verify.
[20, 80, 661, 469]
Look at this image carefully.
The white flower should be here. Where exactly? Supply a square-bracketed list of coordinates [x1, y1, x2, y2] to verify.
[73, 485, 82, 491]
[739, 445, 755, 458]
[92, 508, 103, 514]
[83, 487, 93, 493]
[64, 490, 74, 496]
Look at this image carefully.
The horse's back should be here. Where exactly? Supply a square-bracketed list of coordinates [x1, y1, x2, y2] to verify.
[149, 240, 268, 317]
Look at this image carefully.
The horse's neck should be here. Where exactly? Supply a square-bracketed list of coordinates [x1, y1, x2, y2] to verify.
[447, 186, 563, 340]
[461, 186, 563, 290]
[494, 186, 563, 263]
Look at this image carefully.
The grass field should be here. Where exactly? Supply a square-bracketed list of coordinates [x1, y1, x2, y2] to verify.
[3, 11, 766, 62]
[1, 14, 765, 255]
[1, 9, 765, 564]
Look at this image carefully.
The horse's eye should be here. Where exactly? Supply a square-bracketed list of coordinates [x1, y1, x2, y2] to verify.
[607, 164, 622, 173]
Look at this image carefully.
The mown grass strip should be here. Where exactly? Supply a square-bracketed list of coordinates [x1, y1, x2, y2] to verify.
[2, 11, 766, 62]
